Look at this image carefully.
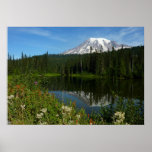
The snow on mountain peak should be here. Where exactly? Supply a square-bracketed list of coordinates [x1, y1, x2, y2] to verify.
[88, 38, 111, 44]
[63, 38, 130, 54]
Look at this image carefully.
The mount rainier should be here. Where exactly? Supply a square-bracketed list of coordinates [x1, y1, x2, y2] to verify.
[63, 38, 131, 54]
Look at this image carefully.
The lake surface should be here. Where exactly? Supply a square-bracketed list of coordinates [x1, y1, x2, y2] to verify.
[47, 76, 144, 114]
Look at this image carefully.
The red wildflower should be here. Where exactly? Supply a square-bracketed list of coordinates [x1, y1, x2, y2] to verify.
[16, 85, 20, 89]
[72, 101, 76, 107]
[90, 119, 93, 125]
[38, 91, 41, 96]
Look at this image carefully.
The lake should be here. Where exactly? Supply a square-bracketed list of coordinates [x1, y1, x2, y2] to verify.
[47, 76, 144, 114]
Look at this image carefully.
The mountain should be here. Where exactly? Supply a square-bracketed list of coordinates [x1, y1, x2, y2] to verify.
[63, 38, 131, 54]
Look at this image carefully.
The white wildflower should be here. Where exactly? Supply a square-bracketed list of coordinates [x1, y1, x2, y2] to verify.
[8, 95, 14, 100]
[62, 105, 66, 110]
[56, 114, 59, 117]
[62, 118, 66, 123]
[62, 105, 72, 113]
[62, 112, 67, 117]
[68, 120, 74, 125]
[76, 114, 81, 120]
[40, 108, 47, 113]
[112, 111, 125, 125]
[20, 104, 25, 110]
[40, 122, 47, 125]
[36, 113, 44, 119]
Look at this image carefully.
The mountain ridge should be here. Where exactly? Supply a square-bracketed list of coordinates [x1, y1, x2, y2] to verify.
[63, 38, 131, 54]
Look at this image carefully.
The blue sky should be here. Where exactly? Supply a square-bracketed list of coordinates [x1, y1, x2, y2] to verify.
[8, 27, 144, 58]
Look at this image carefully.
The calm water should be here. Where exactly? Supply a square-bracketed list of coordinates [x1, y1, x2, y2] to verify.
[47, 77, 144, 114]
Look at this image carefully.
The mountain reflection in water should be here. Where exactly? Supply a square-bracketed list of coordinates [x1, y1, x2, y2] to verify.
[47, 76, 144, 114]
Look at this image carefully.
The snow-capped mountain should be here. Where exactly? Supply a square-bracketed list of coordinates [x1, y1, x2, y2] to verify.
[63, 38, 130, 54]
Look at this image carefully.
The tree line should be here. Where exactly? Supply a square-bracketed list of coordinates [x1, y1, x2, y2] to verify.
[8, 46, 144, 79]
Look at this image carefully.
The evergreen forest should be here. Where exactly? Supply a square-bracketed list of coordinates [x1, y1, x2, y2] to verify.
[8, 46, 144, 79]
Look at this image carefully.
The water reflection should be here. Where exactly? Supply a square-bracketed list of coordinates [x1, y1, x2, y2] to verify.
[46, 76, 144, 113]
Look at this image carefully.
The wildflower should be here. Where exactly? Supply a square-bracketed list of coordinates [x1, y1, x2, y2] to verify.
[20, 104, 25, 110]
[36, 113, 44, 119]
[16, 85, 20, 89]
[40, 108, 47, 113]
[8, 95, 14, 100]
[62, 112, 67, 117]
[40, 122, 47, 125]
[62, 105, 72, 113]
[34, 81, 38, 85]
[16, 93, 19, 98]
[72, 101, 76, 107]
[90, 118, 93, 125]
[56, 114, 59, 117]
[69, 120, 74, 125]
[112, 111, 125, 125]
[62, 105, 65, 110]
[100, 117, 104, 123]
[76, 114, 81, 120]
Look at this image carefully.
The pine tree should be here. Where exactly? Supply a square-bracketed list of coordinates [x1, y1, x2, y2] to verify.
[90, 46, 93, 54]
[100, 45, 103, 53]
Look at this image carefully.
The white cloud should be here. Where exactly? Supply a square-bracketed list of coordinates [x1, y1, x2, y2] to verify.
[107, 27, 143, 45]
[17, 27, 66, 42]
[19, 28, 50, 37]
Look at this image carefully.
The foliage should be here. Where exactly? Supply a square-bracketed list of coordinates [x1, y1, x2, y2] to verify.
[8, 74, 89, 125]
[8, 46, 144, 79]
[99, 95, 144, 125]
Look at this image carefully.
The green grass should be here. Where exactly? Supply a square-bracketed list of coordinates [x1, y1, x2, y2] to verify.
[44, 72, 100, 79]
[71, 73, 101, 79]
[44, 73, 61, 77]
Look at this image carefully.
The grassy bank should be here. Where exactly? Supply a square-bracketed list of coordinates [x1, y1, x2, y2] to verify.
[71, 73, 101, 79]
[40, 72, 98, 79]
[44, 73, 61, 77]
[39, 72, 135, 80]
